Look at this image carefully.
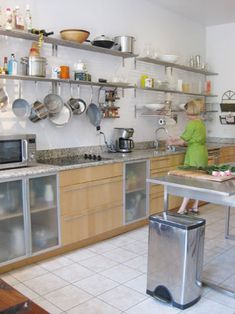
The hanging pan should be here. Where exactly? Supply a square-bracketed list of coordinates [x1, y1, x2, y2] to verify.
[12, 81, 31, 118]
[86, 86, 102, 131]
[67, 84, 86, 115]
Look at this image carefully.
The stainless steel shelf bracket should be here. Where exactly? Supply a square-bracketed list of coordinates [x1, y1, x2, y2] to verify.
[52, 44, 58, 57]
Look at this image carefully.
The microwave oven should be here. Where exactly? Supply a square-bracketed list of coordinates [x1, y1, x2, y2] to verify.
[0, 134, 36, 170]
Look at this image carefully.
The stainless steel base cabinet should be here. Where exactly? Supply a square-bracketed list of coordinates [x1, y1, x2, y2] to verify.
[146, 212, 205, 310]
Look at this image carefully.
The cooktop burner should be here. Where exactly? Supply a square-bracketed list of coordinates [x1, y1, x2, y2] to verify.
[38, 154, 110, 166]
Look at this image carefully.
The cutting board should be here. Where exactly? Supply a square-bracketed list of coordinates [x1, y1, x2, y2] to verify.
[168, 169, 235, 182]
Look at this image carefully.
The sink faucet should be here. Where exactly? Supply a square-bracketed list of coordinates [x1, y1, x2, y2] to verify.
[155, 127, 169, 149]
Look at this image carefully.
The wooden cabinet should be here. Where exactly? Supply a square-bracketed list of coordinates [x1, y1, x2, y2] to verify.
[219, 146, 235, 163]
[149, 153, 184, 215]
[60, 163, 123, 245]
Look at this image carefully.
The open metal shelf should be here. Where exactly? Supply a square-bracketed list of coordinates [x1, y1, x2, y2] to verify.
[136, 57, 218, 76]
[0, 28, 137, 59]
[0, 74, 135, 89]
[136, 86, 218, 97]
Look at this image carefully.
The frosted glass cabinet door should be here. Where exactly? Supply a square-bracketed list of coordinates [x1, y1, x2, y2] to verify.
[124, 161, 148, 223]
[0, 180, 26, 263]
[29, 175, 59, 254]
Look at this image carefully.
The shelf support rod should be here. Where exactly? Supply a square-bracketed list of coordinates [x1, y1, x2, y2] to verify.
[52, 44, 58, 57]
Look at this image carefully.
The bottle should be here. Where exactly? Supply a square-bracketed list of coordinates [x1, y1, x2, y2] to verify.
[8, 54, 18, 75]
[4, 8, 13, 30]
[205, 80, 211, 94]
[24, 4, 32, 32]
[14, 6, 24, 30]
[3, 57, 8, 74]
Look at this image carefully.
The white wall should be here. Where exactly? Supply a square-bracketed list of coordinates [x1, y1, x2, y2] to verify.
[0, 0, 206, 149]
[206, 23, 235, 138]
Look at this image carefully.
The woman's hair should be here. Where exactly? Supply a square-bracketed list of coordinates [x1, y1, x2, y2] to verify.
[185, 99, 204, 115]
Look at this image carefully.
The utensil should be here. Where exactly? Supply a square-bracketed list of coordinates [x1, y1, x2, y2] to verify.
[90, 35, 117, 49]
[44, 84, 64, 114]
[48, 103, 72, 127]
[60, 29, 90, 43]
[12, 81, 31, 118]
[113, 36, 135, 53]
[29, 82, 49, 123]
[0, 86, 9, 111]
[86, 86, 102, 130]
[67, 84, 86, 115]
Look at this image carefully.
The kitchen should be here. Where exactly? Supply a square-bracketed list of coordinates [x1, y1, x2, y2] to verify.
[0, 0, 235, 313]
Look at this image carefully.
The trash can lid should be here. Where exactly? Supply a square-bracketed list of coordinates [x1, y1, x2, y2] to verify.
[149, 212, 205, 230]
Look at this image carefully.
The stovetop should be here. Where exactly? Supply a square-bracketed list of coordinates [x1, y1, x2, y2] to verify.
[38, 154, 111, 166]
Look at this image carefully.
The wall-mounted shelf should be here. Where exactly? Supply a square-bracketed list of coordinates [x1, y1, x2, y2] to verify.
[134, 105, 218, 118]
[0, 28, 138, 59]
[0, 74, 134, 89]
[135, 57, 218, 76]
[136, 86, 218, 97]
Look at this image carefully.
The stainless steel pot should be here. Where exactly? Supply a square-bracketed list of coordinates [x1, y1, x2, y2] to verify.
[21, 56, 47, 77]
[113, 36, 135, 53]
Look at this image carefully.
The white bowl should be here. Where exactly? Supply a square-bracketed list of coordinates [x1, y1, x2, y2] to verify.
[178, 103, 186, 110]
[145, 103, 165, 110]
[158, 54, 178, 63]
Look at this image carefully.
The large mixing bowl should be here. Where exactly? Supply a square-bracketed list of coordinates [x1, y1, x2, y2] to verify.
[60, 29, 90, 43]
[114, 127, 134, 139]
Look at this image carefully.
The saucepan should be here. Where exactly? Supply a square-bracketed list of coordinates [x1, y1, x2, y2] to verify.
[67, 84, 86, 115]
[0, 86, 9, 111]
[29, 82, 49, 123]
[86, 86, 102, 131]
[12, 81, 31, 118]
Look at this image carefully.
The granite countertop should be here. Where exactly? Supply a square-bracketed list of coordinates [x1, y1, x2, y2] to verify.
[0, 142, 233, 180]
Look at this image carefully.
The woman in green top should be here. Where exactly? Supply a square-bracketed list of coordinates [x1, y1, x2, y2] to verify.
[167, 99, 208, 214]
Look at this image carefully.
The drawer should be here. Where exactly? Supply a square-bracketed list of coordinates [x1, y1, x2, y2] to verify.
[60, 163, 123, 187]
[60, 177, 123, 216]
[61, 205, 123, 245]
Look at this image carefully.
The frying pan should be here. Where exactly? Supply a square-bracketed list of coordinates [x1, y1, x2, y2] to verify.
[86, 86, 102, 131]
[48, 103, 72, 127]
[12, 81, 31, 118]
[67, 84, 86, 115]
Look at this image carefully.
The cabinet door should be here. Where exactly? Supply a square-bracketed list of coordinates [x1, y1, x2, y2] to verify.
[29, 175, 59, 254]
[124, 160, 149, 224]
[0, 180, 26, 264]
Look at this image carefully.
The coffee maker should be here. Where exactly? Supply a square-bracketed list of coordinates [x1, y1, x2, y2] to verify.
[114, 128, 135, 153]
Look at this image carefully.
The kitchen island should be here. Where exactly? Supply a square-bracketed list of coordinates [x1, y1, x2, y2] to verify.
[147, 174, 235, 297]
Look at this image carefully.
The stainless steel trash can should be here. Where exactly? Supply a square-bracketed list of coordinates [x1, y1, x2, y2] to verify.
[146, 212, 205, 310]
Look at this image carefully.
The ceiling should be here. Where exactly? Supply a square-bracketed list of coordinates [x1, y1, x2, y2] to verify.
[150, 0, 235, 26]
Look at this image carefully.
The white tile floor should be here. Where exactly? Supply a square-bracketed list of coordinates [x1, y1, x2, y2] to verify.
[1, 203, 235, 314]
